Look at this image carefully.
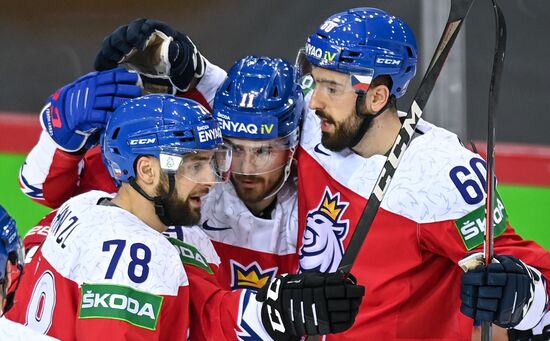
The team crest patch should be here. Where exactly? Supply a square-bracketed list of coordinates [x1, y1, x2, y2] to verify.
[454, 192, 508, 250]
[299, 187, 350, 273]
[230, 260, 277, 291]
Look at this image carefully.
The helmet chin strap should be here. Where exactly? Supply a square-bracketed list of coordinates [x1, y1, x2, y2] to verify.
[260, 151, 295, 201]
[348, 92, 393, 149]
[129, 173, 176, 226]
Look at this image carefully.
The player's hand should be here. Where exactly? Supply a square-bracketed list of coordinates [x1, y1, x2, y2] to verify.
[40, 68, 141, 152]
[256, 271, 364, 340]
[94, 18, 205, 92]
[460, 254, 545, 329]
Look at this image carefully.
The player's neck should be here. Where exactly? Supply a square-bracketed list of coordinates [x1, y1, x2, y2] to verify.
[112, 185, 167, 233]
[351, 110, 401, 158]
[243, 196, 277, 218]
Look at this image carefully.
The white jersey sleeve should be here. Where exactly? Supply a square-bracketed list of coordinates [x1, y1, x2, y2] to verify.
[196, 57, 227, 107]
[0, 317, 59, 341]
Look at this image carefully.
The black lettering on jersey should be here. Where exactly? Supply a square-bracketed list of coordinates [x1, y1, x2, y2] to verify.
[51, 205, 80, 249]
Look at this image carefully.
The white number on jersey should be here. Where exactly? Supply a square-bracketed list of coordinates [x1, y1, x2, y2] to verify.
[25, 270, 56, 334]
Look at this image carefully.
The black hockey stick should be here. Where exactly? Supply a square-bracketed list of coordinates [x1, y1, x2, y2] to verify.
[482, 1, 507, 340]
[337, 0, 476, 276]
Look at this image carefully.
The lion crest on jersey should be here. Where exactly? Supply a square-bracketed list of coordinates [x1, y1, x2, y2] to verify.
[299, 188, 349, 273]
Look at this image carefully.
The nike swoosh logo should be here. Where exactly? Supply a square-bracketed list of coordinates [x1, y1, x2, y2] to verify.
[314, 143, 330, 156]
[202, 220, 232, 231]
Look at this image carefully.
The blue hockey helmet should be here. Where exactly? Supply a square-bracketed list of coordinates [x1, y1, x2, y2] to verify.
[213, 56, 304, 146]
[0, 205, 24, 313]
[102, 94, 231, 184]
[300, 7, 417, 98]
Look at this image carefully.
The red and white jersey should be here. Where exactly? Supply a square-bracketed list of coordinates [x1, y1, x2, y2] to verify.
[7, 191, 273, 341]
[0, 317, 58, 341]
[196, 180, 299, 291]
[19, 59, 227, 209]
[297, 107, 550, 340]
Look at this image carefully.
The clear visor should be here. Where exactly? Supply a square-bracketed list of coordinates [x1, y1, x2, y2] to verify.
[224, 132, 297, 176]
[159, 145, 232, 184]
[295, 48, 375, 97]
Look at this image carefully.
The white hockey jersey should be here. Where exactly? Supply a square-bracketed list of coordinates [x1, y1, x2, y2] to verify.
[196, 180, 299, 291]
[296, 106, 550, 340]
[7, 190, 273, 341]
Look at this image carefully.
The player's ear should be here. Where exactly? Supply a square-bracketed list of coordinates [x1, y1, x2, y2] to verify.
[369, 84, 390, 114]
[134, 156, 157, 185]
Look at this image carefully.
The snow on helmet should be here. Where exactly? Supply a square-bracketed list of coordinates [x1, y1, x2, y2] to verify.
[102, 94, 231, 184]
[213, 55, 304, 147]
[302, 7, 417, 98]
[0, 205, 24, 313]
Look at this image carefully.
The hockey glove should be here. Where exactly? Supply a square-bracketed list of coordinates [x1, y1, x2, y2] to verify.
[461, 254, 544, 329]
[40, 68, 141, 152]
[256, 271, 364, 340]
[94, 18, 205, 92]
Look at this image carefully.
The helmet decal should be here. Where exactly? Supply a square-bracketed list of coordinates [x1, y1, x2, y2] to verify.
[213, 56, 304, 140]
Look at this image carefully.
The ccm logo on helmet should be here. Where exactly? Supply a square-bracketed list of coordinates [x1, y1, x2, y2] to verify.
[376, 57, 402, 66]
[129, 138, 156, 145]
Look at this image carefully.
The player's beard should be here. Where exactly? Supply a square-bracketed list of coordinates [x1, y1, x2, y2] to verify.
[317, 110, 373, 151]
[155, 175, 201, 226]
[231, 169, 285, 204]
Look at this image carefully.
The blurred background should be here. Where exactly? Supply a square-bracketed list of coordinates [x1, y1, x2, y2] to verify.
[1, 0, 549, 246]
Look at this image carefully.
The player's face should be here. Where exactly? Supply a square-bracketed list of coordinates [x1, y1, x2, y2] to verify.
[231, 165, 286, 205]
[226, 137, 292, 204]
[156, 154, 215, 226]
[309, 67, 367, 151]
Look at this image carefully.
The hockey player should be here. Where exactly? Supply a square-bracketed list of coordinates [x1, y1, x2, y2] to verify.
[88, 15, 550, 341]
[195, 55, 303, 290]
[18, 15, 548, 339]
[21, 19, 304, 292]
[0, 206, 57, 341]
[9, 94, 364, 340]
[295, 7, 550, 340]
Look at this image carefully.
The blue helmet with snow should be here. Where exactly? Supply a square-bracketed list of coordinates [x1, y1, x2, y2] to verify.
[300, 7, 417, 98]
[101, 94, 232, 225]
[213, 56, 304, 147]
[0, 205, 24, 313]
[212, 56, 304, 198]
[102, 94, 231, 184]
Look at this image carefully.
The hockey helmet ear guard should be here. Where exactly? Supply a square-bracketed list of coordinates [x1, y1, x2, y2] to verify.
[299, 7, 418, 98]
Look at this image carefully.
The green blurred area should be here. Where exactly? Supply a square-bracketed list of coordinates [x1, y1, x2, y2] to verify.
[499, 185, 550, 250]
[1, 153, 549, 250]
[0, 153, 50, 232]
